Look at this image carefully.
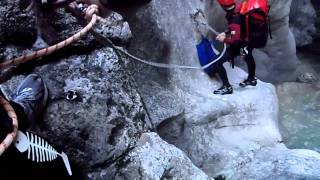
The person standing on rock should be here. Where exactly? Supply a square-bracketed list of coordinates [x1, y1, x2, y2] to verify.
[0, 74, 72, 178]
[213, 0, 261, 95]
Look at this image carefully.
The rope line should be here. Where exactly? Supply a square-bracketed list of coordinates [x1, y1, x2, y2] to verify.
[111, 41, 227, 70]
[0, 5, 100, 70]
[0, 96, 18, 156]
[100, 13, 227, 70]
[0, 5, 226, 71]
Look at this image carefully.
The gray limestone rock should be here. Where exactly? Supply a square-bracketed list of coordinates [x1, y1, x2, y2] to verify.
[232, 146, 320, 180]
[296, 72, 318, 83]
[0, 0, 37, 47]
[88, 132, 212, 180]
[93, 12, 132, 44]
[290, 0, 317, 47]
[52, 9, 132, 47]
[1, 0, 320, 179]
[159, 67, 282, 177]
[1, 47, 152, 173]
[123, 0, 320, 179]
[252, 0, 300, 83]
[124, 0, 206, 127]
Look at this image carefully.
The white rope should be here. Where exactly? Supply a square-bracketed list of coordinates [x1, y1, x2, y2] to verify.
[113, 43, 226, 70]
[111, 26, 227, 70]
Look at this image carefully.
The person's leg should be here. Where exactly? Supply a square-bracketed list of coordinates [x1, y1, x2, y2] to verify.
[245, 47, 256, 79]
[213, 62, 233, 95]
[215, 61, 231, 87]
[12, 74, 48, 126]
[240, 47, 257, 87]
[211, 48, 236, 95]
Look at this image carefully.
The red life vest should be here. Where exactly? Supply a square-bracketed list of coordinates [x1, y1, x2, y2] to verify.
[239, 0, 270, 48]
[240, 0, 268, 14]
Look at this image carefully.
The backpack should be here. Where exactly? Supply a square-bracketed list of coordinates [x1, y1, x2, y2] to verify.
[239, 0, 271, 48]
[196, 38, 220, 74]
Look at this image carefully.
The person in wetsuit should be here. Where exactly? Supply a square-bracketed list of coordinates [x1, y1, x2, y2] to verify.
[213, 0, 257, 95]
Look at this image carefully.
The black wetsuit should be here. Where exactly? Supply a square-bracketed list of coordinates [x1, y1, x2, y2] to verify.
[209, 8, 256, 86]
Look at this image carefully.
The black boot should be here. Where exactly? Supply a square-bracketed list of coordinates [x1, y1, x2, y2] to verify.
[213, 85, 233, 95]
[239, 77, 257, 87]
[13, 74, 48, 126]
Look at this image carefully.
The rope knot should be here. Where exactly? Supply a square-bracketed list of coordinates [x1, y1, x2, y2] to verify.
[85, 4, 99, 21]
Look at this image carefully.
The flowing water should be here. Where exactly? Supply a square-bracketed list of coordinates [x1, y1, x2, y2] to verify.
[278, 50, 320, 152]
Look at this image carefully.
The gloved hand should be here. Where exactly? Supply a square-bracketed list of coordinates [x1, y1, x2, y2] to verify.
[216, 32, 226, 42]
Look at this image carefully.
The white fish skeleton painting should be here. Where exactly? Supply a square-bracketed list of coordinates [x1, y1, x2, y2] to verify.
[14, 130, 72, 176]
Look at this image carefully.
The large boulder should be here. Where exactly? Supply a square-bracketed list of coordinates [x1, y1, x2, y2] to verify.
[0, 1, 144, 177]
[290, 0, 317, 47]
[159, 67, 282, 177]
[297, 0, 320, 55]
[311, 0, 320, 39]
[88, 132, 212, 179]
[123, 0, 320, 178]
[1, 47, 152, 176]
[233, 146, 320, 179]
[251, 0, 300, 83]
[123, 0, 205, 126]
